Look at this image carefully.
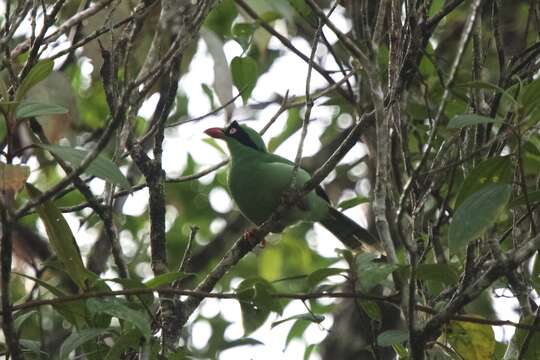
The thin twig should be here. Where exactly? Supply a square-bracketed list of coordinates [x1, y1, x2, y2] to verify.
[179, 226, 198, 274]
[15, 89, 130, 219]
[291, 16, 323, 186]
[6, 286, 540, 332]
[165, 91, 243, 128]
[234, 0, 355, 104]
[7, 0, 117, 63]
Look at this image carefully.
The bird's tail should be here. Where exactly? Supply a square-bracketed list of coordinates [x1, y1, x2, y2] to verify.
[320, 207, 379, 251]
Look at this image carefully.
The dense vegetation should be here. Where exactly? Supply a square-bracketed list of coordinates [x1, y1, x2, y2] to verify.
[2, 0, 540, 359]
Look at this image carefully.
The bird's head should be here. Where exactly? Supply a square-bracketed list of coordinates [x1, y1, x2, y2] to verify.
[204, 121, 267, 153]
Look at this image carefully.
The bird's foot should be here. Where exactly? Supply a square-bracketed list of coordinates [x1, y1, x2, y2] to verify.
[243, 228, 266, 248]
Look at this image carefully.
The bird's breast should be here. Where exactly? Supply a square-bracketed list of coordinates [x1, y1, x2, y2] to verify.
[228, 161, 283, 225]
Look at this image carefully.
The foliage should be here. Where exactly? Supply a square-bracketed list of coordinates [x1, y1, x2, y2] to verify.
[2, 0, 540, 359]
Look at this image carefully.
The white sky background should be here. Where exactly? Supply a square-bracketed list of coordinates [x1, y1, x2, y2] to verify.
[2, 1, 521, 358]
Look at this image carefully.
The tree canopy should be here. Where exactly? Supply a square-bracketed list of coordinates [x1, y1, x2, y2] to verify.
[2, 0, 540, 359]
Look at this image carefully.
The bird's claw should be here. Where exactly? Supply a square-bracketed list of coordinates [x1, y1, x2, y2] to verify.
[243, 229, 266, 248]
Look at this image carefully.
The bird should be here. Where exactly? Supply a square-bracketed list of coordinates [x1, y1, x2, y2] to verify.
[204, 120, 378, 250]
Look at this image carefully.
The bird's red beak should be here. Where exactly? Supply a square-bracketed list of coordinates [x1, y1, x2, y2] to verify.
[204, 127, 225, 139]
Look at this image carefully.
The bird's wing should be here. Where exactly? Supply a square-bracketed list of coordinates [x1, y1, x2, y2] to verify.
[258, 160, 311, 192]
[261, 153, 331, 203]
[261, 152, 295, 165]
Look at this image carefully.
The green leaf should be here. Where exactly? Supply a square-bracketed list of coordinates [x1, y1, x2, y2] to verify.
[203, 138, 227, 155]
[16, 267, 69, 294]
[238, 295, 271, 335]
[359, 300, 381, 321]
[416, 263, 459, 285]
[522, 77, 540, 115]
[104, 329, 141, 360]
[16, 59, 54, 101]
[86, 298, 151, 339]
[304, 344, 317, 360]
[101, 278, 153, 308]
[16, 101, 68, 119]
[455, 156, 513, 208]
[237, 278, 281, 334]
[532, 255, 540, 292]
[15, 272, 88, 328]
[285, 319, 310, 348]
[288, 0, 311, 16]
[356, 253, 400, 291]
[232, 25, 254, 50]
[204, 0, 237, 37]
[14, 311, 37, 332]
[201, 83, 216, 109]
[0, 113, 6, 140]
[231, 56, 257, 104]
[232, 22, 256, 39]
[447, 320, 495, 360]
[449, 184, 511, 253]
[338, 196, 369, 210]
[26, 184, 91, 290]
[456, 81, 519, 108]
[143, 271, 189, 288]
[0, 101, 19, 117]
[509, 190, 540, 208]
[222, 338, 264, 351]
[268, 108, 302, 152]
[307, 268, 347, 289]
[393, 342, 409, 358]
[377, 329, 409, 347]
[59, 328, 110, 360]
[259, 11, 282, 22]
[38, 144, 131, 189]
[271, 313, 324, 328]
[19, 339, 43, 357]
[506, 316, 540, 359]
[258, 246, 283, 281]
[447, 114, 500, 129]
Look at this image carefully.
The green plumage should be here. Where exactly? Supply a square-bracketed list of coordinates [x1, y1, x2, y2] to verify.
[206, 121, 378, 250]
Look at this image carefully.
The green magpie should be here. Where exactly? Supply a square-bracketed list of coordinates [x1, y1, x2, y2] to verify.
[205, 121, 378, 250]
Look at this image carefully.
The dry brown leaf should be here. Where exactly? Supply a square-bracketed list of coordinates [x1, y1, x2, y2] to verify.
[0, 162, 30, 193]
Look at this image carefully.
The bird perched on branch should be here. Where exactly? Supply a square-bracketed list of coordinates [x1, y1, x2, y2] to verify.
[205, 121, 378, 250]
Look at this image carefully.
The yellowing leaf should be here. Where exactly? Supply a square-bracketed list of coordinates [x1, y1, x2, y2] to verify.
[0, 162, 30, 193]
[446, 320, 495, 360]
[258, 247, 282, 281]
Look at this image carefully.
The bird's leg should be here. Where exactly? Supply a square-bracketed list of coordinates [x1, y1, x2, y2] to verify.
[243, 228, 266, 248]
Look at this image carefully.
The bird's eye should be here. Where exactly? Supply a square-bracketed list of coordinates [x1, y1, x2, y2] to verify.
[229, 127, 237, 135]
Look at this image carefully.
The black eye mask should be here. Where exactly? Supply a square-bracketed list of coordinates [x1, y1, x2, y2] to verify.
[226, 121, 261, 151]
